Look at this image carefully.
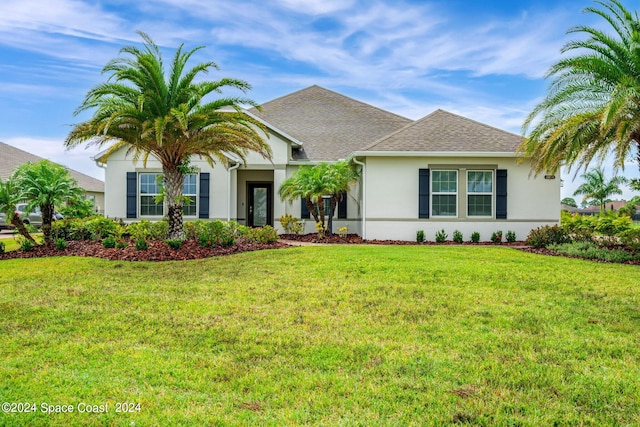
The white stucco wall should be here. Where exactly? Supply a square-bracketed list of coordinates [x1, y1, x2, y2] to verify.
[360, 155, 560, 241]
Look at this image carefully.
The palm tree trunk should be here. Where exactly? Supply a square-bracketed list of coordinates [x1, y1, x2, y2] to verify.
[10, 213, 36, 244]
[41, 204, 54, 245]
[305, 198, 320, 224]
[317, 197, 326, 231]
[326, 195, 338, 236]
[164, 167, 185, 240]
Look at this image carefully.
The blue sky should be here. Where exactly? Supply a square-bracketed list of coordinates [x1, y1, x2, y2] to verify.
[0, 0, 638, 201]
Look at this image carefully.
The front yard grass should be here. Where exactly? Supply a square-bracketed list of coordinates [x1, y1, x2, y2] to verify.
[1, 245, 639, 426]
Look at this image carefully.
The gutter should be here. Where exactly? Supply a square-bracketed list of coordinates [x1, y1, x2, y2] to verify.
[351, 157, 366, 240]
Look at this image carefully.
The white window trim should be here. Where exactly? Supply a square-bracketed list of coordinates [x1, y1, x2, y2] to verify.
[138, 172, 199, 218]
[431, 170, 458, 218]
[467, 170, 493, 218]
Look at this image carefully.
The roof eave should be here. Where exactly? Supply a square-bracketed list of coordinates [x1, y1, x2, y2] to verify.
[350, 151, 518, 158]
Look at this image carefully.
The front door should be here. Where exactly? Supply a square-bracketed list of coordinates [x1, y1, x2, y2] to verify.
[247, 183, 272, 227]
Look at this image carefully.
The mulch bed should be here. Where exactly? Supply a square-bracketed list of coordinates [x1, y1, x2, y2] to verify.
[0, 238, 290, 262]
[280, 233, 528, 246]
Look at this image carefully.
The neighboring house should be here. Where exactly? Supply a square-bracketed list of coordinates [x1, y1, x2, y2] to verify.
[563, 201, 640, 221]
[97, 85, 560, 241]
[0, 141, 105, 213]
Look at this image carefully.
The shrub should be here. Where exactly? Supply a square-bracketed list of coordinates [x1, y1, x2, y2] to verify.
[470, 231, 480, 243]
[0, 241, 4, 254]
[279, 214, 303, 235]
[195, 220, 235, 247]
[452, 230, 463, 244]
[58, 199, 95, 219]
[127, 219, 168, 241]
[593, 214, 632, 244]
[102, 236, 117, 248]
[416, 230, 425, 243]
[506, 230, 516, 243]
[246, 226, 279, 244]
[85, 217, 119, 240]
[184, 221, 197, 240]
[18, 237, 34, 252]
[55, 238, 67, 250]
[619, 228, 640, 253]
[549, 242, 637, 263]
[435, 229, 447, 243]
[51, 219, 92, 241]
[227, 220, 249, 238]
[165, 239, 183, 250]
[135, 238, 149, 251]
[490, 230, 503, 243]
[526, 225, 571, 249]
[115, 239, 127, 249]
[338, 226, 348, 238]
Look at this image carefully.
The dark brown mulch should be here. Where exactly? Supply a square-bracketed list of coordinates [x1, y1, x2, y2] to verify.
[0, 238, 290, 262]
[280, 233, 527, 246]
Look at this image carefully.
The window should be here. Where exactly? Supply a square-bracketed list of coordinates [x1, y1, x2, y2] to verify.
[182, 174, 197, 216]
[431, 170, 457, 216]
[140, 173, 163, 216]
[467, 171, 493, 217]
[139, 173, 197, 216]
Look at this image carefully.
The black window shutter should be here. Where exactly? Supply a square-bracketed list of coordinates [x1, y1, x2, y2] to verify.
[198, 173, 210, 219]
[418, 169, 430, 218]
[338, 191, 347, 219]
[301, 198, 310, 219]
[496, 169, 507, 219]
[126, 172, 137, 218]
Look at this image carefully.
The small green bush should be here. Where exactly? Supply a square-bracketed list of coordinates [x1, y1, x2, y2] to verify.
[491, 230, 503, 243]
[470, 231, 480, 243]
[619, 228, 640, 253]
[227, 220, 249, 238]
[194, 220, 235, 247]
[85, 217, 119, 240]
[184, 221, 197, 240]
[452, 230, 463, 244]
[135, 238, 149, 251]
[506, 230, 516, 243]
[416, 230, 425, 243]
[165, 239, 183, 250]
[279, 214, 303, 235]
[102, 236, 117, 248]
[55, 238, 67, 250]
[435, 229, 447, 243]
[246, 226, 279, 244]
[115, 239, 127, 249]
[0, 241, 5, 254]
[127, 219, 168, 241]
[18, 237, 34, 252]
[549, 242, 637, 263]
[526, 225, 571, 249]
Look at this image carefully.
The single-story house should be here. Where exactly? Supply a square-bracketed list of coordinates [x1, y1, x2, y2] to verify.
[0, 141, 105, 213]
[96, 85, 560, 241]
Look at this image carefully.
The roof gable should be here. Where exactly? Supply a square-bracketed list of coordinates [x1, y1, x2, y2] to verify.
[364, 109, 523, 153]
[0, 141, 104, 193]
[250, 85, 412, 161]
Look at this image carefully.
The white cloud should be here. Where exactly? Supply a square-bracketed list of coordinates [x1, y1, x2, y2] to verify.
[277, 0, 355, 15]
[3, 137, 104, 181]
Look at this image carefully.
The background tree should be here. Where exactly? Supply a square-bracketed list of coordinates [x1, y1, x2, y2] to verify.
[14, 160, 83, 244]
[66, 32, 271, 239]
[561, 197, 578, 207]
[519, 0, 640, 176]
[319, 161, 359, 236]
[0, 176, 35, 243]
[573, 167, 627, 214]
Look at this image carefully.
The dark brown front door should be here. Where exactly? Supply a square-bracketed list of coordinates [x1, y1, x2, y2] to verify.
[247, 183, 272, 227]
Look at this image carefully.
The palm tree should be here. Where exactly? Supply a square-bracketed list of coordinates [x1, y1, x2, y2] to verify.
[573, 167, 627, 214]
[65, 32, 272, 239]
[0, 176, 35, 243]
[13, 160, 84, 244]
[519, 0, 640, 176]
[278, 161, 359, 236]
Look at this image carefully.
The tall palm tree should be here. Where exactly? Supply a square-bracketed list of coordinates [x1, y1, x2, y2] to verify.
[519, 0, 640, 176]
[66, 32, 272, 239]
[13, 160, 84, 244]
[573, 167, 627, 214]
[0, 176, 35, 243]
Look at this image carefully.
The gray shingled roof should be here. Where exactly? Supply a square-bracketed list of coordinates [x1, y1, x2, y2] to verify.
[250, 85, 412, 161]
[0, 141, 104, 193]
[364, 109, 523, 153]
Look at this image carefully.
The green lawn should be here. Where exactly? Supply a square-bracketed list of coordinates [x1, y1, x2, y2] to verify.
[1, 246, 639, 426]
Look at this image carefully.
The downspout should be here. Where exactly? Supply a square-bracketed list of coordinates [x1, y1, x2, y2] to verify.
[227, 162, 241, 221]
[352, 157, 366, 240]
